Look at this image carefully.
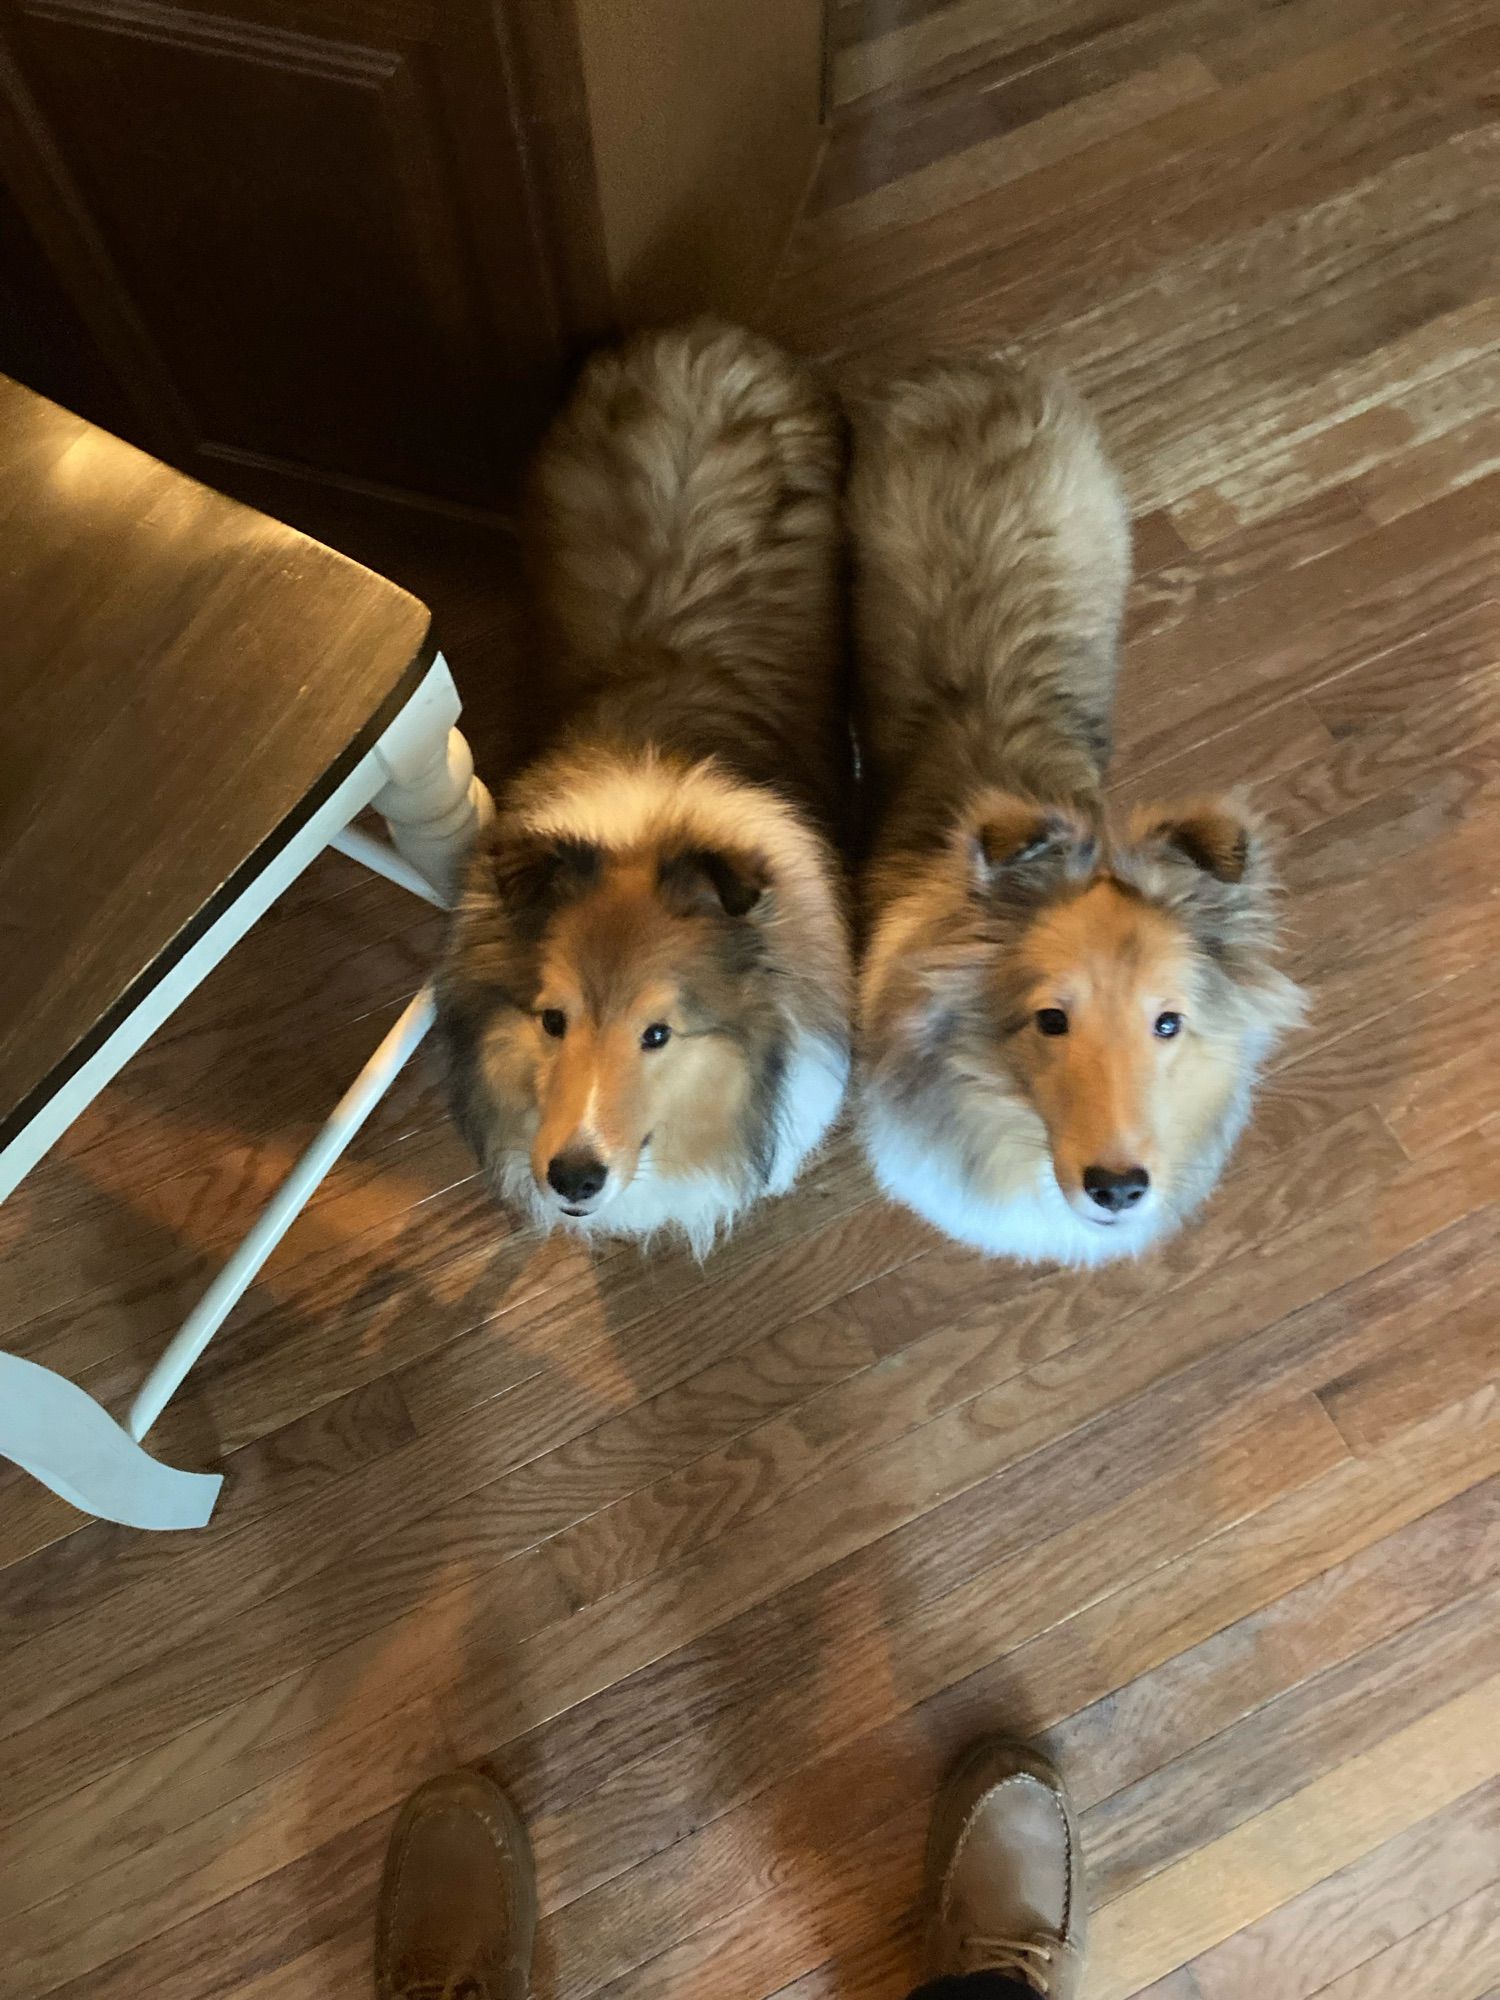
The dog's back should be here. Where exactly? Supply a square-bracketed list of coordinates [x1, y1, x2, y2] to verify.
[849, 357, 1130, 841]
[439, 324, 853, 1250]
[850, 356, 1302, 1269]
[528, 320, 847, 823]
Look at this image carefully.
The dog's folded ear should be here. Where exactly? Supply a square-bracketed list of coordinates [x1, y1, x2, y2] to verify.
[968, 795, 1095, 894]
[486, 829, 601, 915]
[1126, 796, 1302, 1028]
[658, 845, 770, 918]
[1129, 800, 1253, 884]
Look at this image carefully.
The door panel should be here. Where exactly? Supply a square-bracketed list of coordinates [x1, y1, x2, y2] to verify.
[0, 0, 581, 509]
[0, 0, 824, 524]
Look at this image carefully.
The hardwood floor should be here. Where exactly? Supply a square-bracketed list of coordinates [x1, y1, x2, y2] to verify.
[3, 2, 1499, 1996]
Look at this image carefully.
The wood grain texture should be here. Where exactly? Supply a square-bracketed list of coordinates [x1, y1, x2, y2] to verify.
[0, 375, 434, 1147]
[4, 1, 1500, 1996]
[1179, 1780, 1500, 1997]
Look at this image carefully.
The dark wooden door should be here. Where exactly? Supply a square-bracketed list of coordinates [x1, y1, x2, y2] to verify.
[0, 0, 607, 517]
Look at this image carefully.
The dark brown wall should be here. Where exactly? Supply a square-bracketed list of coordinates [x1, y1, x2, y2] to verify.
[574, 0, 827, 326]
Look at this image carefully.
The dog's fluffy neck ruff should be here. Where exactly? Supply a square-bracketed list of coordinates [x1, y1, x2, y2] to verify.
[507, 747, 851, 1257]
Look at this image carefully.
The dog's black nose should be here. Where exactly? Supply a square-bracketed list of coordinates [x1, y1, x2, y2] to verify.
[1083, 1164, 1150, 1212]
[546, 1152, 608, 1204]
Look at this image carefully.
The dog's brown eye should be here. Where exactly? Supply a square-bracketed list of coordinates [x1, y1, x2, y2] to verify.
[540, 1009, 567, 1039]
[1036, 1008, 1069, 1037]
[641, 1022, 672, 1051]
[1154, 1011, 1183, 1039]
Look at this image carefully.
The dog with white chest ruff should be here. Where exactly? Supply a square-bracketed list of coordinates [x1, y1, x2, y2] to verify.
[437, 323, 852, 1253]
[852, 356, 1303, 1265]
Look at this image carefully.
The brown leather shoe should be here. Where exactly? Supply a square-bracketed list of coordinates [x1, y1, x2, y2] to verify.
[925, 1740, 1085, 1998]
[375, 1769, 536, 2000]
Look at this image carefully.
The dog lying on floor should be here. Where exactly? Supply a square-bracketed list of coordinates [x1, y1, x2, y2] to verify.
[850, 356, 1303, 1265]
[437, 323, 852, 1253]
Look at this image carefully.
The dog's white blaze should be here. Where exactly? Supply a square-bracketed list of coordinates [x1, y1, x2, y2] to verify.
[580, 1081, 603, 1147]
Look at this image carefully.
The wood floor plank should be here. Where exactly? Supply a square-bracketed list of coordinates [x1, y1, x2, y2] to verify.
[838, 130, 1500, 494]
[1046, 1477, 1500, 1857]
[535, 1397, 1345, 1990]
[706, 1425, 1500, 2000]
[1129, 486, 1377, 658]
[0, 1695, 451, 1996]
[40, 1814, 392, 2000]
[806, 24, 1500, 364]
[1297, 1880, 1500, 1999]
[1318, 1260, 1500, 1453]
[0, 1098, 474, 1353]
[441, 1120, 1492, 1782]
[1072, 181, 1500, 507]
[219, 1927, 368, 2000]
[1207, 0, 1489, 84]
[813, 0, 1420, 216]
[14, 907, 444, 1208]
[0, 1373, 418, 1644]
[534, 1100, 1398, 1613]
[554, 1582, 1500, 2000]
[1357, 397, 1500, 521]
[519, 1370, 1496, 1935]
[1166, 307, 1500, 535]
[833, 0, 1093, 107]
[1383, 1036, 1500, 1157]
[783, 54, 1219, 269]
[1121, 593, 1499, 870]
[394, 1153, 912, 1434]
[1118, 471, 1500, 774]
[0, 892, 446, 1264]
[0, 1614, 470, 1931]
[791, 26, 1402, 320]
[11, 1168, 1448, 1936]
[1083, 1672, 1500, 1998]
[1138, 275, 1500, 529]
[1208, 332, 1500, 540]
[1180, 1779, 1500, 1999]
[0, 1099, 529, 1431]
[1083, 1580, 1500, 1908]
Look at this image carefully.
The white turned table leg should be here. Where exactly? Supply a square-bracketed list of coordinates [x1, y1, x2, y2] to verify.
[370, 654, 493, 903]
[0, 651, 493, 1530]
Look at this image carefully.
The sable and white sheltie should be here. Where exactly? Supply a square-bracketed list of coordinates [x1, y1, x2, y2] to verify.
[437, 323, 852, 1253]
[851, 357, 1303, 1266]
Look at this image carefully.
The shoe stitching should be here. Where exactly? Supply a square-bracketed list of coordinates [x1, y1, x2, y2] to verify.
[1051, 1783, 1075, 1937]
[939, 1770, 1076, 1945]
[939, 1773, 1041, 1924]
[382, 1785, 520, 1998]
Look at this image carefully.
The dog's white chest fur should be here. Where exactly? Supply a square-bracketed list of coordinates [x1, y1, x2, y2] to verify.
[862, 1097, 1174, 1267]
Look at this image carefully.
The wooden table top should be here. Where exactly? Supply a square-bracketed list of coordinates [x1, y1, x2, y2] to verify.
[0, 376, 435, 1152]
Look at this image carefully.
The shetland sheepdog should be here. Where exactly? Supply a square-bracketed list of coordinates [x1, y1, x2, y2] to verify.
[436, 323, 852, 1253]
[851, 357, 1303, 1265]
